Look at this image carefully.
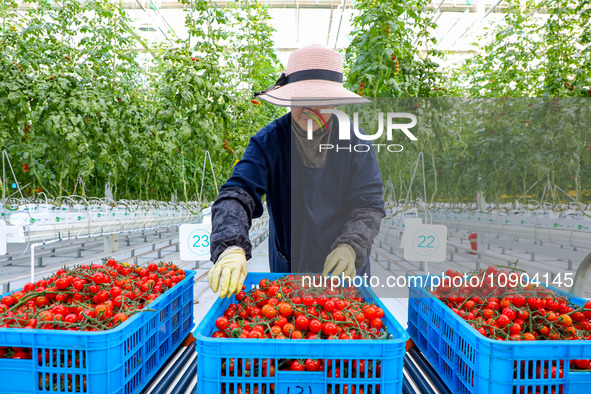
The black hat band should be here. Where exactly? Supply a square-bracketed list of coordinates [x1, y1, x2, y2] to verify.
[254, 69, 343, 97]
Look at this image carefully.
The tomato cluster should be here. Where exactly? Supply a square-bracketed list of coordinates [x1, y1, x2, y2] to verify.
[213, 275, 389, 394]
[0, 259, 186, 360]
[434, 266, 591, 374]
[212, 275, 389, 340]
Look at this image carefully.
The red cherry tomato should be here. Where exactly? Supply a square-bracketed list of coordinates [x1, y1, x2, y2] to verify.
[304, 359, 320, 371]
[215, 316, 229, 331]
[290, 360, 305, 371]
[370, 318, 383, 330]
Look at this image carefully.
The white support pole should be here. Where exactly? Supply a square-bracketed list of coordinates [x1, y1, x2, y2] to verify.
[31, 242, 40, 283]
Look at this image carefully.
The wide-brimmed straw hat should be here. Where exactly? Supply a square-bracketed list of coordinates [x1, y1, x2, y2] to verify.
[254, 44, 370, 107]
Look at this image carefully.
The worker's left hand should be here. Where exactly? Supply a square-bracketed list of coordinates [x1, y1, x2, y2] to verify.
[322, 244, 356, 279]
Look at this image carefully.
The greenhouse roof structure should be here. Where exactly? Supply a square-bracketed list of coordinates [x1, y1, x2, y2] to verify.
[12, 0, 560, 68]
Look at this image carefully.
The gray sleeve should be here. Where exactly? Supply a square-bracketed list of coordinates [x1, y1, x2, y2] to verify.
[210, 186, 256, 263]
[331, 208, 385, 268]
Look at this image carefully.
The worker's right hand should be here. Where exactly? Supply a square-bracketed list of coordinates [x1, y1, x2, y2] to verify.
[322, 244, 356, 280]
[208, 246, 248, 298]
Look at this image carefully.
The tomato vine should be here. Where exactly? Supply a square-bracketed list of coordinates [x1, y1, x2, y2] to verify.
[0, 0, 280, 203]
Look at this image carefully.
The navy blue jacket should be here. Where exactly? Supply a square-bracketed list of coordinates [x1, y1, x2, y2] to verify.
[210, 112, 385, 274]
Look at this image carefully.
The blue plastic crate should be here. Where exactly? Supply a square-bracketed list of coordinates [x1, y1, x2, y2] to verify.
[408, 276, 591, 394]
[195, 272, 409, 394]
[0, 270, 195, 394]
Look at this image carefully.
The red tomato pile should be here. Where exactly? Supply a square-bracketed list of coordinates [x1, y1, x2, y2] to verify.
[212, 275, 390, 394]
[0, 259, 186, 360]
[434, 266, 591, 374]
[212, 275, 390, 340]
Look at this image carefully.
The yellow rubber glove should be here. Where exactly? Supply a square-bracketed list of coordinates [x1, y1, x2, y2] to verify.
[322, 244, 356, 279]
[208, 246, 247, 298]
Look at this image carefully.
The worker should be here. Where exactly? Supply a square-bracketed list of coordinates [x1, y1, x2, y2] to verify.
[208, 44, 385, 297]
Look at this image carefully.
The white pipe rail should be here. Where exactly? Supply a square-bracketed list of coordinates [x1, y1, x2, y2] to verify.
[29, 224, 186, 283]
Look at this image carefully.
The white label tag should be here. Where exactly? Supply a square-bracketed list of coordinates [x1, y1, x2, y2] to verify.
[403, 224, 448, 262]
[179, 223, 212, 261]
[401, 218, 423, 247]
[5, 225, 25, 244]
[0, 221, 6, 255]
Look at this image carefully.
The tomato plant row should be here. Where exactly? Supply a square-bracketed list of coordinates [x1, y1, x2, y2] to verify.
[345, 0, 590, 205]
[2, 0, 590, 205]
[0, 0, 282, 203]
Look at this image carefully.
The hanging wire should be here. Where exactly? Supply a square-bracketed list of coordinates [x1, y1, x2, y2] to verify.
[392, 152, 428, 228]
[554, 184, 578, 203]
[333, 0, 347, 49]
[405, 152, 427, 205]
[199, 151, 219, 208]
[515, 179, 540, 207]
[539, 178, 557, 209]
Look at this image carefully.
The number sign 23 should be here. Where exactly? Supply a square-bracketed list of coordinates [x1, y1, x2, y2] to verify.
[179, 223, 212, 261]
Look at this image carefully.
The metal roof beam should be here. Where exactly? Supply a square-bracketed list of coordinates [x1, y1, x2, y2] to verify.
[12, 0, 521, 11]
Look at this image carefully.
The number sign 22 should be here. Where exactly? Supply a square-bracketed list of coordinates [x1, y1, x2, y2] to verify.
[403, 224, 448, 262]
[417, 235, 435, 248]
